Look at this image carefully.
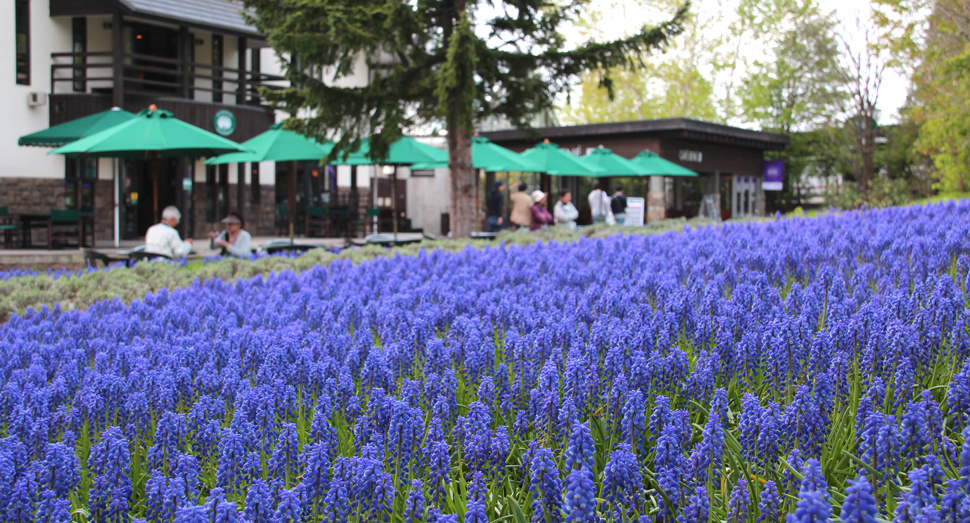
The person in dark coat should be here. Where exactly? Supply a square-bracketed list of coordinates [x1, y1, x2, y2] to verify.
[486, 180, 505, 232]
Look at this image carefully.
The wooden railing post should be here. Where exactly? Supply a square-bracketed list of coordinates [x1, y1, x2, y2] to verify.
[180, 26, 191, 99]
[112, 11, 124, 107]
[238, 37, 247, 105]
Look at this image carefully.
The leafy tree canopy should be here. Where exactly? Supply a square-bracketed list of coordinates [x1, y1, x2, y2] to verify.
[242, 0, 687, 160]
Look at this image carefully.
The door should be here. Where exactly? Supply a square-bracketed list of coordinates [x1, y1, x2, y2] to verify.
[376, 178, 407, 232]
[123, 158, 180, 237]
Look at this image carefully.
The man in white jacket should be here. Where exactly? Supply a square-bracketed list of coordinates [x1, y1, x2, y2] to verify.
[145, 206, 193, 258]
[588, 182, 611, 224]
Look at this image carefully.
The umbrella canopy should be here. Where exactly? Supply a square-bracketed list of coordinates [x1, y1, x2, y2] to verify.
[629, 151, 698, 176]
[580, 147, 652, 177]
[50, 107, 251, 159]
[410, 136, 541, 171]
[19, 108, 137, 147]
[205, 122, 334, 165]
[331, 136, 448, 166]
[519, 141, 603, 176]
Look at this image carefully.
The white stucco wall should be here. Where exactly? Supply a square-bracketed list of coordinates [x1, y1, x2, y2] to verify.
[1, 0, 72, 180]
[407, 168, 450, 236]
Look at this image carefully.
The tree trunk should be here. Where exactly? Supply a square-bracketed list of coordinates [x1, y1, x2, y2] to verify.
[447, 114, 475, 238]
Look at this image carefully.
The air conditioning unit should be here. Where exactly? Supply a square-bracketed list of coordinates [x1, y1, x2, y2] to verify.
[27, 92, 47, 107]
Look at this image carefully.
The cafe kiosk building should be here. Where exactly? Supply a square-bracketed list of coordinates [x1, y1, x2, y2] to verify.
[482, 118, 789, 222]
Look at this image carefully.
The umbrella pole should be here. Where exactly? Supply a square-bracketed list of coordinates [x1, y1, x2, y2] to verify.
[152, 153, 160, 221]
[288, 160, 296, 241]
[113, 158, 120, 248]
[392, 166, 398, 243]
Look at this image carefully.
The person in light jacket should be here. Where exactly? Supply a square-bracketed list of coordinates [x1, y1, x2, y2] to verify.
[509, 183, 532, 230]
[529, 190, 553, 232]
[208, 211, 252, 257]
[554, 190, 580, 230]
[145, 206, 193, 258]
[588, 182, 611, 224]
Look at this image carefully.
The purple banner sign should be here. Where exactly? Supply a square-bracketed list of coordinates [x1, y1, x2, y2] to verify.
[763, 160, 784, 191]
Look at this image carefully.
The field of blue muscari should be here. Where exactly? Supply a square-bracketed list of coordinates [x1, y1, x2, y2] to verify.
[3, 202, 970, 523]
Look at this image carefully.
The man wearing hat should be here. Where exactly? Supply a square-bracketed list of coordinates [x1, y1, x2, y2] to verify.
[485, 180, 505, 232]
[208, 211, 252, 257]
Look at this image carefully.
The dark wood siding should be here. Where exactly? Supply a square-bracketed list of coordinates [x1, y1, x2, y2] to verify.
[50, 0, 116, 17]
[658, 140, 764, 176]
[50, 93, 274, 143]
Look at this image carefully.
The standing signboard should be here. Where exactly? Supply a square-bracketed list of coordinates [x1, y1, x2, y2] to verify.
[625, 197, 645, 226]
[763, 160, 784, 191]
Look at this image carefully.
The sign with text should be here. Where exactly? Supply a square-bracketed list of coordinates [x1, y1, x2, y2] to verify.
[625, 197, 645, 226]
[678, 149, 703, 163]
[763, 160, 784, 191]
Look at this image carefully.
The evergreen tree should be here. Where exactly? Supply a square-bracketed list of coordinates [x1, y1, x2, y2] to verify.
[242, 0, 686, 236]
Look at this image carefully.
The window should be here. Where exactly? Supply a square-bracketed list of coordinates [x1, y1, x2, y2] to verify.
[15, 0, 30, 85]
[212, 35, 223, 102]
[250, 163, 260, 203]
[410, 169, 435, 177]
[65, 158, 97, 211]
[72, 17, 86, 92]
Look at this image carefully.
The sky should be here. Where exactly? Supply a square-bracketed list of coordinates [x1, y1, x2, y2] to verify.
[556, 0, 911, 125]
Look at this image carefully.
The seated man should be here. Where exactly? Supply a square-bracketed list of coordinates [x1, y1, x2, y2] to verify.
[208, 211, 252, 258]
[145, 206, 193, 258]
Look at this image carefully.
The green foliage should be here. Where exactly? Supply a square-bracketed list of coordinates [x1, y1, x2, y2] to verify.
[873, 0, 970, 192]
[738, 0, 845, 134]
[0, 217, 731, 323]
[241, 0, 688, 161]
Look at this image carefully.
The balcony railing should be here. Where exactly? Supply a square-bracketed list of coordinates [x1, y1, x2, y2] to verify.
[50, 51, 287, 104]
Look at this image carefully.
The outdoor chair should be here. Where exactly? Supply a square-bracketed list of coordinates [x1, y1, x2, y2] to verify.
[82, 248, 124, 268]
[48, 209, 94, 249]
[305, 206, 330, 237]
[351, 207, 380, 237]
[128, 251, 172, 265]
[275, 203, 289, 236]
[0, 207, 19, 249]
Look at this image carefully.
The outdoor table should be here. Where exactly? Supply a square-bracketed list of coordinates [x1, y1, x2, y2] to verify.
[14, 211, 95, 248]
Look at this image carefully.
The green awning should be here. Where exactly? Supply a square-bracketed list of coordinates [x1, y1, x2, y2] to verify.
[518, 141, 603, 176]
[50, 107, 251, 159]
[205, 122, 334, 165]
[410, 136, 540, 171]
[18, 108, 137, 147]
[330, 136, 448, 166]
[628, 151, 698, 176]
[580, 147, 652, 177]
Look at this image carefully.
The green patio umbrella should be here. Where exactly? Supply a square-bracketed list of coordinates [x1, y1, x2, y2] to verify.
[19, 107, 137, 147]
[518, 141, 603, 176]
[330, 136, 448, 165]
[51, 106, 251, 220]
[204, 122, 334, 165]
[409, 136, 540, 172]
[628, 151, 698, 176]
[329, 136, 448, 240]
[205, 122, 335, 240]
[580, 147, 652, 177]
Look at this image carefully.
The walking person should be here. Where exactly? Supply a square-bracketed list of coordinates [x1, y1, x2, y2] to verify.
[485, 181, 505, 232]
[509, 182, 532, 230]
[554, 190, 580, 230]
[588, 182, 611, 224]
[529, 190, 553, 232]
[208, 211, 252, 257]
[611, 183, 628, 226]
[145, 206, 194, 258]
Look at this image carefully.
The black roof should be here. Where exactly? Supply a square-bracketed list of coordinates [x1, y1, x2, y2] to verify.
[481, 118, 789, 150]
[117, 0, 261, 39]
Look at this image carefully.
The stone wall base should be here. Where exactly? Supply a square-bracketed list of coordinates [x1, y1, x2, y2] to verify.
[0, 177, 114, 244]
